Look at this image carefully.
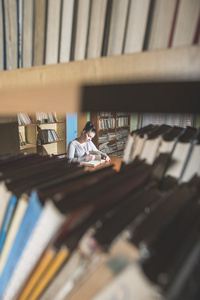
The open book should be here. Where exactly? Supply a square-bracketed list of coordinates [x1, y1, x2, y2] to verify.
[80, 151, 106, 167]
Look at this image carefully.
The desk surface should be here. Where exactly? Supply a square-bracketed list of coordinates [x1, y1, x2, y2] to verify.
[84, 156, 122, 172]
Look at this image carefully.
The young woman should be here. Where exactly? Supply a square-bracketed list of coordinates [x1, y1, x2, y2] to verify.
[67, 121, 110, 163]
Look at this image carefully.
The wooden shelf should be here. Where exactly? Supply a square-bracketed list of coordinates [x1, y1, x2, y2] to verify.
[39, 139, 66, 145]
[0, 46, 199, 114]
[20, 144, 37, 149]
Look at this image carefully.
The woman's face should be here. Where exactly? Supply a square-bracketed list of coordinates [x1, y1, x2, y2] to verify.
[83, 130, 95, 143]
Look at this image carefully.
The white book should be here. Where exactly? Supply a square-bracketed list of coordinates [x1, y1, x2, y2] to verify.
[59, 0, 74, 63]
[86, 0, 107, 58]
[140, 136, 162, 165]
[107, 0, 129, 56]
[22, 0, 34, 68]
[130, 135, 147, 162]
[80, 159, 106, 168]
[172, 0, 200, 47]
[147, 0, 176, 50]
[180, 144, 200, 183]
[0, 182, 12, 231]
[4, 0, 18, 69]
[165, 142, 192, 179]
[122, 134, 134, 164]
[159, 140, 176, 154]
[124, 0, 150, 53]
[0, 194, 29, 276]
[45, 0, 62, 65]
[2, 200, 66, 300]
[74, 0, 90, 61]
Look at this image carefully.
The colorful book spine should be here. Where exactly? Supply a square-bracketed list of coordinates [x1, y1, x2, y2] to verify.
[0, 195, 17, 254]
[3, 200, 66, 300]
[0, 194, 29, 276]
[0, 190, 42, 298]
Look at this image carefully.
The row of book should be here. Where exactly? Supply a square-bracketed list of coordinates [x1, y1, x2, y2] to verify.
[99, 118, 115, 130]
[36, 112, 58, 124]
[0, 122, 199, 299]
[116, 117, 129, 128]
[1, 0, 198, 72]
[18, 112, 32, 125]
[37, 129, 61, 144]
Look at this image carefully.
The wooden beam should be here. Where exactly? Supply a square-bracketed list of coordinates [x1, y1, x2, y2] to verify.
[81, 81, 200, 113]
[0, 46, 199, 113]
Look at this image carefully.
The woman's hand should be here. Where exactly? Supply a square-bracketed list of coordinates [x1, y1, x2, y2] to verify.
[104, 155, 111, 162]
[86, 154, 95, 161]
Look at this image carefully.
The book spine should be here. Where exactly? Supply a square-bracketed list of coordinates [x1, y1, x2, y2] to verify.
[0, 190, 42, 298]
[0, 182, 12, 231]
[0, 195, 17, 254]
[0, 194, 29, 276]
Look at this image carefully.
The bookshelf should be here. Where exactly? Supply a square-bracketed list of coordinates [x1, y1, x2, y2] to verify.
[18, 113, 37, 154]
[36, 112, 66, 156]
[90, 112, 130, 157]
[18, 112, 67, 156]
[1, 48, 200, 300]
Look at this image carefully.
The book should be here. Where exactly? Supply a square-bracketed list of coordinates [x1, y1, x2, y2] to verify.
[22, 0, 34, 68]
[107, 0, 129, 56]
[80, 159, 106, 168]
[0, 194, 18, 254]
[93, 261, 161, 300]
[80, 151, 106, 167]
[0, 193, 29, 276]
[3, 199, 66, 300]
[123, 0, 150, 53]
[3, 0, 18, 69]
[0, 190, 43, 298]
[146, 0, 177, 50]
[0, 182, 12, 232]
[54, 238, 139, 300]
[45, 0, 62, 65]
[86, 0, 107, 58]
[172, 0, 200, 47]
[73, 0, 90, 61]
[33, 0, 47, 66]
[59, 0, 74, 63]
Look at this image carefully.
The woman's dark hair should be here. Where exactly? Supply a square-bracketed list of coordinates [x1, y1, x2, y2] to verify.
[83, 121, 96, 134]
